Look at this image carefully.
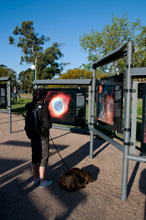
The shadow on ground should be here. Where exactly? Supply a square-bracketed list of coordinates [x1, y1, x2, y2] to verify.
[0, 135, 102, 220]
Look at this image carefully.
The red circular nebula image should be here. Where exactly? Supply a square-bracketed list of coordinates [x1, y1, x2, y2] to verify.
[44, 91, 71, 119]
[49, 93, 71, 118]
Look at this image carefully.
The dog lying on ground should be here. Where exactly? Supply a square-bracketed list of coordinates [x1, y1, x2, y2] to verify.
[59, 167, 95, 191]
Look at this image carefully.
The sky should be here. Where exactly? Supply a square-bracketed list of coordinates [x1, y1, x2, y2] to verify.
[0, 0, 146, 77]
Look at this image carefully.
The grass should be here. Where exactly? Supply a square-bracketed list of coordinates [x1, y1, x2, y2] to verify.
[11, 97, 32, 116]
[137, 99, 142, 115]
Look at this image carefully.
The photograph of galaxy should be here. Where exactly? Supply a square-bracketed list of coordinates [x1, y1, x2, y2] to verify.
[96, 74, 123, 133]
[44, 90, 75, 123]
[141, 86, 146, 153]
[97, 84, 115, 125]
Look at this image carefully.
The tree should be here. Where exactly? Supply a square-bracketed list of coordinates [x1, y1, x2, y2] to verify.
[0, 65, 18, 89]
[0, 65, 8, 77]
[49, 68, 93, 88]
[59, 68, 108, 80]
[80, 14, 145, 76]
[36, 42, 68, 79]
[9, 21, 49, 64]
[18, 69, 33, 92]
[59, 68, 92, 80]
[9, 21, 67, 80]
[134, 26, 146, 68]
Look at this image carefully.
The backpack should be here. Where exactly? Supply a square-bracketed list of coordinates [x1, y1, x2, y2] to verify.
[25, 105, 43, 139]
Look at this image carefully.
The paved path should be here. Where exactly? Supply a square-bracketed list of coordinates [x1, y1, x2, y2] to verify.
[0, 113, 146, 220]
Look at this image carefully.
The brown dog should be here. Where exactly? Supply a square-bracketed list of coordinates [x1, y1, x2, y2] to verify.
[59, 167, 95, 191]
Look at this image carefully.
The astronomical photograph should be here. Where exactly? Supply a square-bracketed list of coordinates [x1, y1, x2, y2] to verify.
[97, 84, 115, 125]
[141, 85, 146, 153]
[96, 73, 124, 133]
[44, 90, 75, 123]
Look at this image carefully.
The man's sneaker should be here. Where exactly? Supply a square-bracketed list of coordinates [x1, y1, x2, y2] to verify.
[34, 177, 40, 185]
[39, 180, 53, 188]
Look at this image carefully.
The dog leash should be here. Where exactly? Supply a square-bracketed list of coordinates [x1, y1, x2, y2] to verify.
[49, 134, 70, 170]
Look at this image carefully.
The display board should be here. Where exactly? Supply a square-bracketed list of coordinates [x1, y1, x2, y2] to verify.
[141, 85, 146, 153]
[44, 88, 86, 126]
[0, 84, 7, 109]
[96, 74, 123, 133]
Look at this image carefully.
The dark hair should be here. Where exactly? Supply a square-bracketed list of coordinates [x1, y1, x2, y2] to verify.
[33, 89, 44, 101]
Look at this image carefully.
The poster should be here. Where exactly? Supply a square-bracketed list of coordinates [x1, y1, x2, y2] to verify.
[97, 74, 123, 133]
[44, 88, 86, 126]
[44, 90, 75, 123]
[0, 84, 7, 109]
[141, 85, 146, 153]
[97, 84, 115, 125]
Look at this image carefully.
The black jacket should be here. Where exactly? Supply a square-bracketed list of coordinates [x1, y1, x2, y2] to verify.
[25, 100, 52, 137]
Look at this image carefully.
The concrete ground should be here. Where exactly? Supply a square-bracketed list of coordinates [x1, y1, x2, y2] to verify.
[0, 112, 146, 220]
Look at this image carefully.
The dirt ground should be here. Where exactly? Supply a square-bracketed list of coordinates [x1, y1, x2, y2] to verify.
[0, 112, 146, 220]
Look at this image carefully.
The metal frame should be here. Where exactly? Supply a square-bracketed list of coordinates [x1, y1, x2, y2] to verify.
[141, 85, 146, 153]
[33, 79, 91, 86]
[90, 42, 146, 201]
[33, 79, 92, 133]
[0, 77, 11, 133]
[130, 81, 138, 153]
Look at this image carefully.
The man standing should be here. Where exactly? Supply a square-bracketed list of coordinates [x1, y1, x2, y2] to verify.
[13, 86, 17, 102]
[25, 89, 52, 188]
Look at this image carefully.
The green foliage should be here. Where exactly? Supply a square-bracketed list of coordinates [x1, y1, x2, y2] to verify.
[0, 65, 18, 89]
[80, 14, 146, 76]
[0, 65, 8, 77]
[134, 26, 146, 68]
[9, 21, 49, 64]
[18, 69, 33, 92]
[11, 97, 32, 116]
[37, 42, 66, 79]
[9, 21, 67, 82]
[59, 68, 109, 81]
[137, 100, 142, 115]
[59, 68, 92, 79]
